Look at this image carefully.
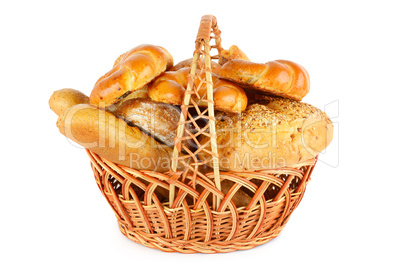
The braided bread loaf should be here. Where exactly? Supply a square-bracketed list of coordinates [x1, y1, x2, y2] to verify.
[219, 59, 310, 101]
[218, 45, 250, 65]
[170, 58, 221, 73]
[89, 44, 173, 108]
[148, 67, 248, 113]
[171, 45, 249, 73]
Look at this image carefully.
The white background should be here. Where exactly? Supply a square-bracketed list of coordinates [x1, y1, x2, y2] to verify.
[1, 0, 401, 267]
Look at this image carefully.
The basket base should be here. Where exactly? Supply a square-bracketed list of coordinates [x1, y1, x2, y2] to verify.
[117, 219, 282, 254]
[86, 150, 317, 254]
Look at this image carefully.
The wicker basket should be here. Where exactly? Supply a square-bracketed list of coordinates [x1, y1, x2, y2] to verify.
[86, 15, 318, 254]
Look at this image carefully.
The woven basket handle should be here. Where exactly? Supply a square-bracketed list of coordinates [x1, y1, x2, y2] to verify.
[197, 15, 216, 40]
[169, 15, 223, 208]
[198, 15, 223, 55]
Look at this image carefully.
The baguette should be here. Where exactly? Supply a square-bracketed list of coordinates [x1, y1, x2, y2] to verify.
[49, 88, 89, 116]
[57, 104, 173, 172]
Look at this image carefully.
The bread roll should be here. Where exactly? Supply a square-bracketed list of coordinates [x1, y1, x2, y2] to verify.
[219, 59, 310, 101]
[148, 67, 189, 105]
[198, 97, 333, 171]
[170, 58, 221, 73]
[218, 45, 250, 65]
[114, 98, 180, 147]
[89, 44, 173, 108]
[148, 67, 248, 113]
[57, 104, 173, 172]
[49, 88, 89, 116]
[105, 85, 149, 113]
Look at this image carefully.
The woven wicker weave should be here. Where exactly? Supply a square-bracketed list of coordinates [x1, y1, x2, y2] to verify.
[86, 15, 318, 253]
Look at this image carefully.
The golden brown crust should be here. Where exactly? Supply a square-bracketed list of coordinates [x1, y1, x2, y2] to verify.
[89, 44, 173, 108]
[49, 88, 89, 116]
[57, 104, 173, 172]
[148, 67, 248, 113]
[219, 59, 310, 101]
[170, 58, 221, 74]
[105, 85, 149, 113]
[198, 97, 333, 171]
[148, 67, 189, 105]
[218, 45, 250, 65]
[114, 98, 181, 147]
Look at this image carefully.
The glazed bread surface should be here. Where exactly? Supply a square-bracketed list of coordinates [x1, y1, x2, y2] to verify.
[105, 85, 149, 113]
[218, 45, 250, 65]
[148, 67, 248, 113]
[170, 58, 221, 74]
[89, 44, 173, 108]
[219, 59, 310, 101]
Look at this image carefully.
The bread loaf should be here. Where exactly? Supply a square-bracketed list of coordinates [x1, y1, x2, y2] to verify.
[218, 45, 250, 65]
[114, 98, 181, 147]
[198, 97, 333, 171]
[170, 58, 221, 74]
[49, 88, 89, 116]
[148, 67, 248, 113]
[89, 44, 173, 108]
[57, 104, 173, 172]
[219, 59, 310, 101]
[105, 85, 149, 113]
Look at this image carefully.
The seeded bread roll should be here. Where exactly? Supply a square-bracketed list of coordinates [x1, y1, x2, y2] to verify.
[198, 97, 333, 171]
